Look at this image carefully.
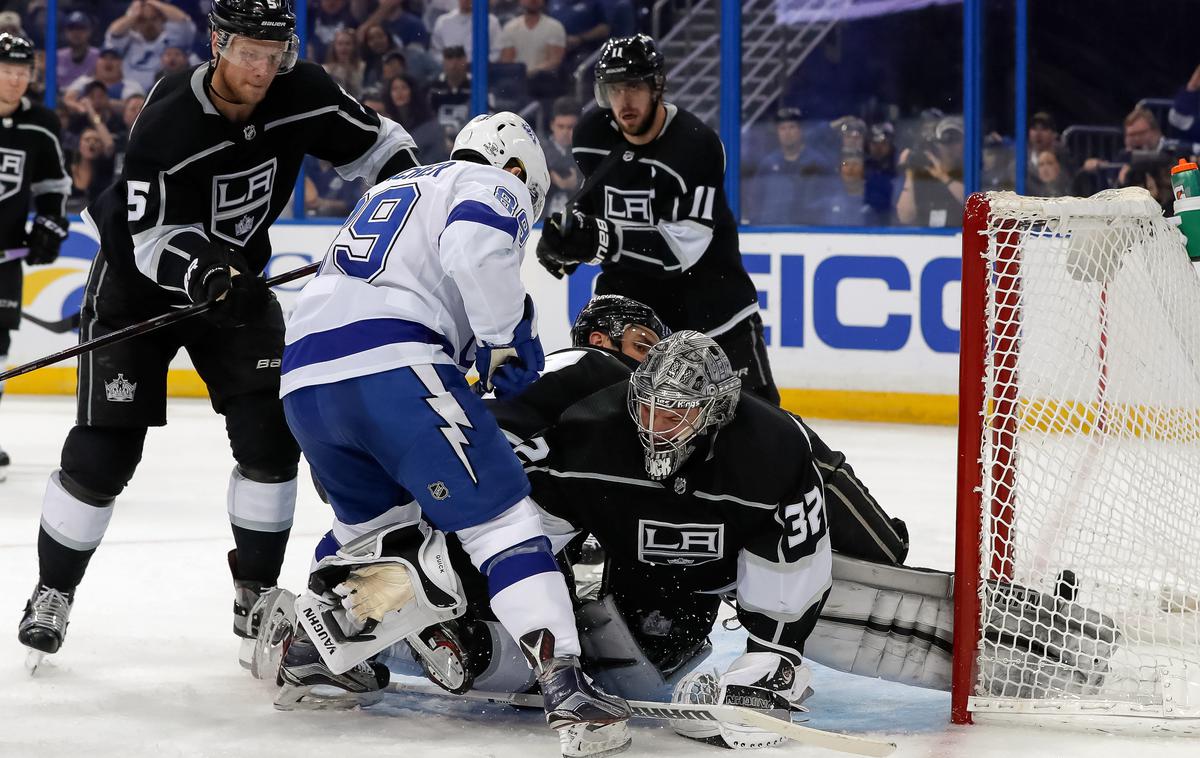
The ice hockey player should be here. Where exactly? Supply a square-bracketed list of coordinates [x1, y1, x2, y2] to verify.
[274, 112, 632, 758]
[534, 34, 778, 404]
[0, 33, 70, 481]
[18, 0, 421, 671]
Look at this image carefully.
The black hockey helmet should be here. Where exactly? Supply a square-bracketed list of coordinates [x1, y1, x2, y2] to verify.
[210, 0, 299, 73]
[571, 294, 670, 350]
[210, 0, 296, 41]
[0, 33, 35, 66]
[593, 34, 665, 108]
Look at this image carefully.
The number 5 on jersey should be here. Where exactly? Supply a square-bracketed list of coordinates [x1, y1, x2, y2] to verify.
[332, 184, 421, 281]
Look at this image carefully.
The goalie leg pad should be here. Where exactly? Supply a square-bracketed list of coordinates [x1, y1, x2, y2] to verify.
[297, 520, 466, 675]
[670, 670, 790, 750]
[805, 552, 954, 690]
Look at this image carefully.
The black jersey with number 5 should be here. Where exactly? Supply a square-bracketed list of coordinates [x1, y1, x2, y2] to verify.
[86, 61, 419, 312]
[571, 105, 758, 336]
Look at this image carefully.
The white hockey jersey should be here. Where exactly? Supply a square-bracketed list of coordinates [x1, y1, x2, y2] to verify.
[280, 159, 534, 397]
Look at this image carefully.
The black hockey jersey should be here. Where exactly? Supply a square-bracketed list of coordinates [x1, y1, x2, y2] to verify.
[513, 382, 832, 661]
[86, 61, 418, 310]
[0, 97, 68, 248]
[571, 105, 759, 335]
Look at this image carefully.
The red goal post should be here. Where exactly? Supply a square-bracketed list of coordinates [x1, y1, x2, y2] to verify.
[953, 188, 1200, 731]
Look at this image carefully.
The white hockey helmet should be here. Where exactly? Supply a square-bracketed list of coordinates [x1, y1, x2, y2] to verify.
[452, 112, 550, 219]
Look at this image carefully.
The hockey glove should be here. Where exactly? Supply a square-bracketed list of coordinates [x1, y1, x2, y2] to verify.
[670, 652, 812, 749]
[535, 211, 613, 279]
[25, 214, 69, 265]
[474, 294, 545, 398]
[335, 563, 417, 625]
[185, 249, 274, 327]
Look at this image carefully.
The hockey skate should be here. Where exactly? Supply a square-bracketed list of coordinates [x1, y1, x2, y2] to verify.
[229, 550, 295, 675]
[407, 620, 479, 694]
[18, 583, 74, 674]
[520, 629, 632, 758]
[0, 445, 9, 482]
[274, 625, 390, 710]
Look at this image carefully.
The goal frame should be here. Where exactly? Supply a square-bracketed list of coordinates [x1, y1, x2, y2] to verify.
[951, 190, 1200, 732]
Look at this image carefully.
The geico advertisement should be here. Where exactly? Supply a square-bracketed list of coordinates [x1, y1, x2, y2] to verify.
[11, 222, 963, 398]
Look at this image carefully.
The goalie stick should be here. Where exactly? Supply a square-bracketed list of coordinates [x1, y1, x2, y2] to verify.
[385, 680, 897, 757]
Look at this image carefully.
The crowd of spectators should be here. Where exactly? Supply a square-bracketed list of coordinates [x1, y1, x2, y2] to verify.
[17, 0, 640, 217]
[23, 0, 1200, 226]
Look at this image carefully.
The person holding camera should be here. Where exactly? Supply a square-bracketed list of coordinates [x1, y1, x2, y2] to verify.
[895, 115, 964, 227]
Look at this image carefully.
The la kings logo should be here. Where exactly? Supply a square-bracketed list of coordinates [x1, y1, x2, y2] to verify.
[212, 158, 277, 246]
[604, 187, 655, 225]
[637, 520, 724, 566]
[0, 147, 25, 203]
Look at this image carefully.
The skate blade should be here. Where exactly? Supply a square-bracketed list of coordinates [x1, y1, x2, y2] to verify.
[24, 649, 46, 676]
[250, 589, 296, 680]
[557, 722, 632, 758]
[273, 683, 384, 711]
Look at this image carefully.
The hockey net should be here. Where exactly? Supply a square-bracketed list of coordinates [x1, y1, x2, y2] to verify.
[953, 188, 1200, 730]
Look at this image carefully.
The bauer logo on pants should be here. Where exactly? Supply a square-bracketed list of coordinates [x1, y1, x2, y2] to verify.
[212, 158, 277, 246]
[0, 147, 25, 203]
[637, 520, 723, 566]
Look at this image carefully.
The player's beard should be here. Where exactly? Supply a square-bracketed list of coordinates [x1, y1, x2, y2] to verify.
[618, 99, 658, 138]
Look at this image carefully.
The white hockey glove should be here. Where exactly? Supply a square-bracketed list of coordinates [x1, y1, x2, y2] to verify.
[334, 563, 417, 625]
[670, 652, 813, 749]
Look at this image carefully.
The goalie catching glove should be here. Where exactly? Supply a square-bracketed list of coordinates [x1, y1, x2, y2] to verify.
[671, 652, 813, 749]
[535, 210, 614, 279]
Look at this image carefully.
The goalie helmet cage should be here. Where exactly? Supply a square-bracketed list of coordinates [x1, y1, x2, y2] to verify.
[953, 188, 1200, 732]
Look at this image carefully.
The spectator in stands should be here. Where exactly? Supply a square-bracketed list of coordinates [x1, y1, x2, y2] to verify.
[380, 50, 408, 82]
[304, 155, 366, 217]
[896, 115, 964, 227]
[1028, 149, 1070, 197]
[1169, 62, 1200, 145]
[547, 0, 609, 70]
[112, 92, 146, 176]
[361, 0, 431, 50]
[542, 96, 579, 220]
[67, 126, 116, 214]
[362, 25, 402, 89]
[428, 45, 471, 128]
[423, 0, 459, 29]
[982, 132, 1015, 192]
[1077, 107, 1165, 195]
[748, 107, 830, 225]
[499, 0, 567, 100]
[864, 121, 897, 225]
[156, 45, 193, 81]
[64, 80, 122, 142]
[57, 11, 99, 93]
[324, 28, 366, 98]
[431, 0, 501, 61]
[385, 73, 432, 130]
[104, 0, 196, 92]
[64, 48, 144, 106]
[360, 85, 387, 116]
[1026, 111, 1060, 181]
[310, 0, 362, 62]
[1123, 107, 1164, 152]
[823, 147, 869, 226]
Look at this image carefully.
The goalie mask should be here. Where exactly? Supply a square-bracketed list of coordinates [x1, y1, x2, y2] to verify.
[627, 331, 740, 479]
[210, 0, 299, 74]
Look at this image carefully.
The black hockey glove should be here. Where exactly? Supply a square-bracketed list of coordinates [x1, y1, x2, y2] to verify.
[535, 211, 613, 280]
[185, 249, 274, 327]
[25, 214, 69, 265]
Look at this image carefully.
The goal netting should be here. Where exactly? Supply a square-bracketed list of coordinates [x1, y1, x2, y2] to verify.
[953, 188, 1200, 730]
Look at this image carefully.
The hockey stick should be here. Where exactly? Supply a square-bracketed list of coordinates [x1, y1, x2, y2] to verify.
[21, 310, 81, 334]
[0, 247, 29, 263]
[560, 145, 627, 236]
[0, 261, 319, 383]
[385, 681, 897, 757]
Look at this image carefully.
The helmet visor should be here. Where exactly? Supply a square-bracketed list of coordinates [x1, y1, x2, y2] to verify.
[593, 79, 653, 110]
[217, 32, 298, 75]
[616, 323, 662, 362]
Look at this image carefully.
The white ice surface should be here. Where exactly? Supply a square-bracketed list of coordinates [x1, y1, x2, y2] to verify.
[0, 396, 1196, 757]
